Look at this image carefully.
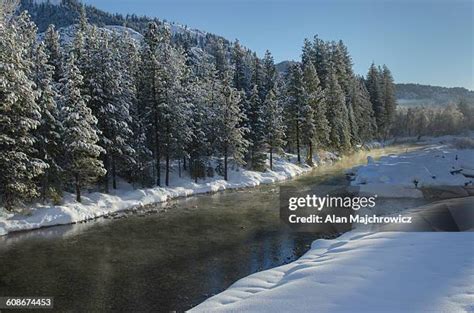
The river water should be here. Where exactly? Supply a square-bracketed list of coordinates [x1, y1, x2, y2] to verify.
[0, 146, 425, 312]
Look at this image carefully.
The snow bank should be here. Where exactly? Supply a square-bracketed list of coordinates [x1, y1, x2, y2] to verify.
[351, 141, 474, 198]
[0, 154, 333, 236]
[191, 231, 474, 313]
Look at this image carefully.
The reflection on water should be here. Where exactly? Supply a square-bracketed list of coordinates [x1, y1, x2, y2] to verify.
[0, 145, 422, 312]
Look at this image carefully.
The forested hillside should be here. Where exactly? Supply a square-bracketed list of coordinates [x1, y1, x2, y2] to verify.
[395, 83, 474, 107]
[0, 0, 429, 210]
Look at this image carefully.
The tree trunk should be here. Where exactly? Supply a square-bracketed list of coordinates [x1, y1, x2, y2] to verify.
[178, 159, 181, 178]
[308, 142, 313, 166]
[296, 120, 301, 163]
[104, 155, 109, 193]
[224, 145, 228, 181]
[154, 112, 161, 187]
[152, 66, 160, 187]
[165, 153, 170, 186]
[75, 173, 81, 203]
[183, 156, 187, 171]
[41, 169, 48, 204]
[112, 155, 117, 189]
[194, 159, 198, 183]
[269, 147, 273, 170]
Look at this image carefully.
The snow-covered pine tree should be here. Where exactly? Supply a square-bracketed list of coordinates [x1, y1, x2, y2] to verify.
[380, 65, 397, 139]
[285, 64, 305, 163]
[154, 26, 191, 186]
[262, 50, 276, 99]
[60, 53, 106, 202]
[0, 10, 47, 209]
[89, 32, 135, 191]
[116, 31, 152, 187]
[262, 88, 286, 170]
[43, 24, 63, 84]
[215, 72, 249, 180]
[251, 53, 265, 101]
[33, 42, 63, 201]
[210, 38, 228, 79]
[302, 61, 330, 150]
[71, 5, 89, 64]
[139, 22, 162, 186]
[312, 36, 331, 89]
[170, 51, 193, 179]
[246, 85, 267, 171]
[232, 40, 249, 93]
[331, 40, 359, 147]
[366, 63, 384, 138]
[301, 38, 314, 67]
[325, 68, 351, 151]
[351, 77, 376, 143]
[187, 61, 217, 182]
[300, 97, 317, 166]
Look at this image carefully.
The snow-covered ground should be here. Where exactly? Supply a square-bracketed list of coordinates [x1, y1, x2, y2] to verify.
[350, 136, 474, 198]
[0, 153, 336, 236]
[191, 230, 474, 313]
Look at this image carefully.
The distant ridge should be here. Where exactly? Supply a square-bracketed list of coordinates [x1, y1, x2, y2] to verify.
[395, 83, 474, 106]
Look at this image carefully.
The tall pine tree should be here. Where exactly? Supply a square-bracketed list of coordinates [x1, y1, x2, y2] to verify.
[60, 54, 106, 202]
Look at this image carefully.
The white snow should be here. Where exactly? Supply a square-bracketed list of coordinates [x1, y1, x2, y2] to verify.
[0, 154, 335, 236]
[351, 137, 474, 198]
[33, 0, 61, 5]
[191, 231, 474, 313]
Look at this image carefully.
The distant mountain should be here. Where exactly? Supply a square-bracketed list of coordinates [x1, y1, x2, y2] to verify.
[275, 60, 298, 75]
[20, 0, 241, 68]
[395, 83, 474, 107]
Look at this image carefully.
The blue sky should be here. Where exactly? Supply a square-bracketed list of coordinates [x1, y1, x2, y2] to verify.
[83, 0, 473, 90]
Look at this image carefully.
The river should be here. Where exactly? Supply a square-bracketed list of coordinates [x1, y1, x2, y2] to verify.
[0, 145, 426, 312]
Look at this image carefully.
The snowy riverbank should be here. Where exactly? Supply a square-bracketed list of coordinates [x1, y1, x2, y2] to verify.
[0, 153, 337, 236]
[191, 228, 474, 313]
[349, 135, 474, 198]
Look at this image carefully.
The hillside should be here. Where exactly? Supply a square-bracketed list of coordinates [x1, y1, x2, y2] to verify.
[395, 83, 474, 107]
[20, 0, 230, 55]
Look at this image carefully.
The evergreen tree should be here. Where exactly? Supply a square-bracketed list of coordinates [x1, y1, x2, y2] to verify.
[352, 77, 376, 143]
[246, 85, 267, 171]
[300, 98, 317, 165]
[43, 24, 63, 84]
[214, 73, 248, 180]
[285, 64, 305, 163]
[0, 10, 47, 209]
[232, 40, 249, 92]
[262, 89, 286, 170]
[187, 61, 217, 182]
[155, 27, 191, 186]
[380, 65, 397, 139]
[89, 33, 135, 191]
[139, 22, 162, 186]
[325, 69, 351, 151]
[262, 50, 276, 99]
[312, 36, 331, 88]
[366, 63, 384, 138]
[60, 54, 106, 202]
[210, 38, 228, 79]
[251, 53, 265, 100]
[33, 42, 63, 201]
[114, 31, 149, 186]
[302, 61, 330, 149]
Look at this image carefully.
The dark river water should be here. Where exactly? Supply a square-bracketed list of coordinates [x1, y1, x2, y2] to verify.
[0, 146, 425, 312]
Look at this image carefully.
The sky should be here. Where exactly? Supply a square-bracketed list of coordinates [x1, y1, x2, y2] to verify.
[82, 0, 473, 90]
